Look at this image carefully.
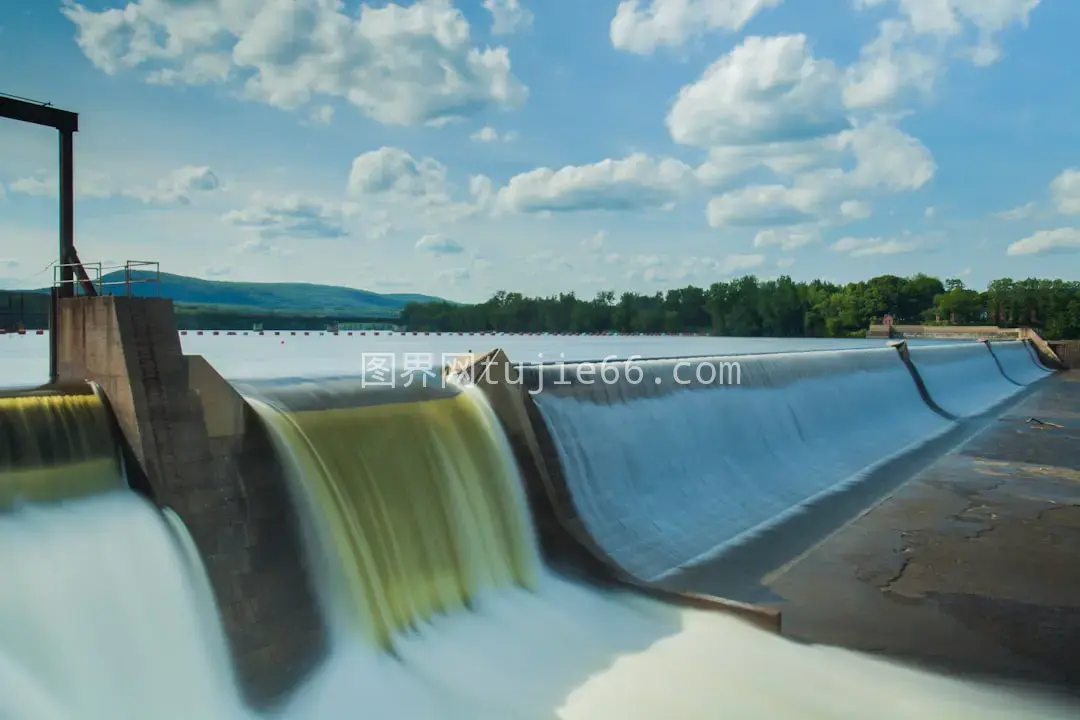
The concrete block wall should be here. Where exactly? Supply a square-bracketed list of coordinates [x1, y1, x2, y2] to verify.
[56, 297, 326, 707]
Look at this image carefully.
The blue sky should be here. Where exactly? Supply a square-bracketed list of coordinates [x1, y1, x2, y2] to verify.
[1, 0, 1078, 302]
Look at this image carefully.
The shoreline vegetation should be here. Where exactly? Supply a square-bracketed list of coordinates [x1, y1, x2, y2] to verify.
[403, 275, 1080, 341]
[3, 273, 1078, 340]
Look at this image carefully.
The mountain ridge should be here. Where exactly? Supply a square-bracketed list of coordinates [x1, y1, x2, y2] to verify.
[23, 270, 447, 317]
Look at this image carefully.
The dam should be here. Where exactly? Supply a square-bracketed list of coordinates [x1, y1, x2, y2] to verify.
[1, 294, 1079, 718]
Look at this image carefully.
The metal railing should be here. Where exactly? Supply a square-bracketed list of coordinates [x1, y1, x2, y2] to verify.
[52, 260, 160, 297]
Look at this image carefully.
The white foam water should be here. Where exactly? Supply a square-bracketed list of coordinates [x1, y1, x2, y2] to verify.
[0, 492, 250, 720]
[281, 570, 1079, 719]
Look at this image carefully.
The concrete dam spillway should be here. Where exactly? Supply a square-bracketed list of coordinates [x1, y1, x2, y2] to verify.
[1, 300, 1077, 719]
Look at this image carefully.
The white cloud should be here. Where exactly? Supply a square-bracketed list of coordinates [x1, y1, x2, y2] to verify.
[348, 148, 450, 200]
[127, 165, 221, 204]
[753, 226, 818, 249]
[1051, 168, 1080, 214]
[232, 236, 293, 256]
[581, 231, 607, 251]
[9, 165, 220, 205]
[713, 253, 766, 274]
[63, 0, 527, 126]
[830, 235, 922, 256]
[495, 154, 696, 213]
[224, 194, 346, 238]
[843, 19, 937, 109]
[436, 267, 471, 283]
[995, 201, 1035, 220]
[470, 126, 517, 143]
[846, 1, 1042, 109]
[610, 0, 783, 54]
[309, 105, 334, 125]
[1006, 227, 1080, 255]
[841, 200, 873, 220]
[416, 234, 464, 254]
[858, 0, 1041, 55]
[924, 205, 936, 218]
[667, 34, 849, 149]
[708, 185, 822, 227]
[776, 256, 796, 268]
[707, 117, 935, 228]
[484, 0, 533, 35]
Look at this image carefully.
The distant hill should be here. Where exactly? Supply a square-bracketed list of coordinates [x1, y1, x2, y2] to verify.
[27, 270, 446, 317]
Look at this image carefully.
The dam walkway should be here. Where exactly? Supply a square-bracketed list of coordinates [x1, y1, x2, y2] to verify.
[764, 370, 1080, 689]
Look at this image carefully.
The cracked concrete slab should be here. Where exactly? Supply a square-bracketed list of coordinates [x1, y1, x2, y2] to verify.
[764, 371, 1080, 691]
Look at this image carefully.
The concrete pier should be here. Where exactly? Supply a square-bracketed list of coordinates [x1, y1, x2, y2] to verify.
[761, 371, 1080, 690]
[54, 296, 326, 706]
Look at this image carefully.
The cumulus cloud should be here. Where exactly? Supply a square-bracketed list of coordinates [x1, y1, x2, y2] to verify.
[62, 0, 527, 126]
[840, 200, 873, 220]
[495, 154, 697, 213]
[1006, 227, 1080, 255]
[1051, 168, 1080, 214]
[857, 0, 1040, 63]
[753, 226, 818, 250]
[416, 234, 464, 254]
[707, 185, 822, 227]
[667, 34, 849, 149]
[470, 126, 517, 143]
[484, 0, 533, 35]
[610, 0, 783, 54]
[348, 147, 450, 200]
[224, 194, 346, 238]
[127, 166, 221, 204]
[846, 1, 1042, 109]
[776, 257, 796, 268]
[995, 201, 1036, 220]
[843, 19, 937, 109]
[830, 235, 922, 256]
[705, 118, 934, 228]
[9, 165, 220, 205]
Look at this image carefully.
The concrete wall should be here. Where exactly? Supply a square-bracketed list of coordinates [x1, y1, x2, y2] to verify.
[445, 349, 782, 634]
[55, 296, 326, 707]
[875, 324, 1022, 340]
[1048, 341, 1080, 369]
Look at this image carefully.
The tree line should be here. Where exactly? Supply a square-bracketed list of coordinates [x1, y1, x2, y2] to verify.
[401, 275, 1080, 340]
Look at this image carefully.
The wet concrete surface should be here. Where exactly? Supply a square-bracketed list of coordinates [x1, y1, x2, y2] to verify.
[760, 372, 1080, 690]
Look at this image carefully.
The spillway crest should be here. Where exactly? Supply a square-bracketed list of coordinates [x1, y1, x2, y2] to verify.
[0, 388, 122, 508]
[248, 380, 539, 649]
[526, 348, 955, 580]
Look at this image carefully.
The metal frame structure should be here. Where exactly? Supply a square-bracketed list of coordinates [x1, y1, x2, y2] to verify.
[1, 92, 97, 382]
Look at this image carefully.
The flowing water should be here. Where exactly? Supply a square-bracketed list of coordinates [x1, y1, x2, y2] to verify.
[249, 381, 538, 648]
[0, 492, 249, 720]
[0, 389, 122, 508]
[0, 343, 1076, 718]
